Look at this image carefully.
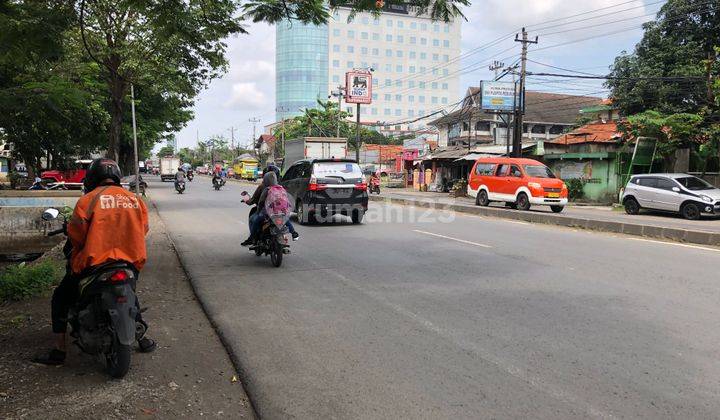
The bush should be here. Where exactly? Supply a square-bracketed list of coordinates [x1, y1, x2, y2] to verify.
[565, 178, 586, 200]
[0, 261, 62, 301]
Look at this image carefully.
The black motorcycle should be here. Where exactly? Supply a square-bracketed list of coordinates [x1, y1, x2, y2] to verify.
[212, 176, 225, 191]
[243, 194, 290, 267]
[175, 180, 186, 194]
[42, 208, 145, 378]
[187, 170, 194, 182]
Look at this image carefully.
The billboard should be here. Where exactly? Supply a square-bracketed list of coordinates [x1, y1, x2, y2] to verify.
[345, 71, 372, 104]
[481, 81, 517, 112]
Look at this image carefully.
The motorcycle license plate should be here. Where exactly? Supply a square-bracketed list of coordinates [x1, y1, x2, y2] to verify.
[547, 192, 560, 198]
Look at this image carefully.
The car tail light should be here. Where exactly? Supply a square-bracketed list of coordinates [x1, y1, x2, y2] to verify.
[109, 270, 129, 283]
[354, 182, 367, 191]
[308, 175, 327, 191]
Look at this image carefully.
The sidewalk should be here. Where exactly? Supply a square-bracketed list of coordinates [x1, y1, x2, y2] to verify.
[372, 188, 720, 246]
[0, 205, 256, 419]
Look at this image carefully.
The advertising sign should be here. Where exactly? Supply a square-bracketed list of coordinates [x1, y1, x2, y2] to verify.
[345, 71, 372, 104]
[556, 161, 593, 180]
[481, 81, 517, 112]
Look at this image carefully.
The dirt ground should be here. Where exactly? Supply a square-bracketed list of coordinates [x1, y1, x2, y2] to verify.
[0, 208, 256, 419]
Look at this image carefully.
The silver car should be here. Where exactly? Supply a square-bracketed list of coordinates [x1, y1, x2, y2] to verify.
[621, 173, 720, 220]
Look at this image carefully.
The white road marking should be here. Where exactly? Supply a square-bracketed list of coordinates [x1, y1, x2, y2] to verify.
[413, 229, 492, 248]
[625, 237, 720, 253]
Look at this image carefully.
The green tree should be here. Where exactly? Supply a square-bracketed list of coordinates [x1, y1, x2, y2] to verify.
[156, 145, 175, 157]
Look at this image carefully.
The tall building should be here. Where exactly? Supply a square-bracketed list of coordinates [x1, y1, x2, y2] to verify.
[275, 7, 461, 131]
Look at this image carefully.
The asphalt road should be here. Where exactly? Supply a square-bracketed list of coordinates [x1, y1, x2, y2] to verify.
[150, 176, 720, 419]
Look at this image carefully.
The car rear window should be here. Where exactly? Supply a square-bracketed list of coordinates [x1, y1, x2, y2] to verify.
[313, 162, 363, 179]
[524, 165, 555, 178]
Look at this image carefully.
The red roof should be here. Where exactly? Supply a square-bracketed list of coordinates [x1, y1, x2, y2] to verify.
[548, 121, 621, 145]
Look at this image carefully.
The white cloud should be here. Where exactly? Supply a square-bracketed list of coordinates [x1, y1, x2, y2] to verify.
[228, 60, 275, 83]
[224, 82, 268, 109]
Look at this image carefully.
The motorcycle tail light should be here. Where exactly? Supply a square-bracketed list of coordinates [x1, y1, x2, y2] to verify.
[273, 217, 284, 226]
[109, 270, 129, 283]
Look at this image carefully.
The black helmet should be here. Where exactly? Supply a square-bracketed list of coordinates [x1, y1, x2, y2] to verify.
[264, 164, 280, 178]
[83, 158, 122, 193]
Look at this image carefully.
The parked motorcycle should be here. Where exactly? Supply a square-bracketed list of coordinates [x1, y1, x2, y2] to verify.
[175, 180, 186, 194]
[41, 208, 145, 378]
[242, 192, 290, 267]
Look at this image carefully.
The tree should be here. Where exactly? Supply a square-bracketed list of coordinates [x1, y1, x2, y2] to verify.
[156, 145, 175, 158]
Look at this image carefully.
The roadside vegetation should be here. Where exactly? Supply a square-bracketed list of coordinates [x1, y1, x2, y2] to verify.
[0, 260, 63, 302]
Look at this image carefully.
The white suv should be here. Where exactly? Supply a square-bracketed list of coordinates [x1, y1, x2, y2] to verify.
[621, 174, 720, 220]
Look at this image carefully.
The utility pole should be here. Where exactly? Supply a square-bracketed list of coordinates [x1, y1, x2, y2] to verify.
[130, 84, 140, 197]
[513, 28, 537, 157]
[355, 103, 361, 163]
[228, 126, 236, 158]
[249, 117, 261, 156]
[329, 85, 345, 138]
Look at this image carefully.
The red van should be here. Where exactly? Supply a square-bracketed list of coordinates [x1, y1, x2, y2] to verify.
[468, 157, 568, 213]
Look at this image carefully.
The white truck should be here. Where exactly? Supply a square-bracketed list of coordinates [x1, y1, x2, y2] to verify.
[282, 137, 348, 171]
[159, 156, 181, 182]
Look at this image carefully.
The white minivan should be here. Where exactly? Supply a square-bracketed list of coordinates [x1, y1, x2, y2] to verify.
[621, 173, 720, 220]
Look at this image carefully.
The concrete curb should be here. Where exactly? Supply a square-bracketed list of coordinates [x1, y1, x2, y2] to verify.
[370, 195, 720, 246]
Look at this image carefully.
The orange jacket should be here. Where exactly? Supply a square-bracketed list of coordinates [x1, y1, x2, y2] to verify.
[67, 185, 149, 274]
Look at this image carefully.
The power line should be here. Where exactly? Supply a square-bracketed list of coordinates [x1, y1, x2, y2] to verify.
[526, 72, 706, 81]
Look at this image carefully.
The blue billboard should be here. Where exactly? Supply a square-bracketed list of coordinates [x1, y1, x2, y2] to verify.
[481, 81, 518, 112]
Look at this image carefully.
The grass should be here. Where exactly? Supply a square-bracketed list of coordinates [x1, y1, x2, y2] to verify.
[0, 260, 63, 302]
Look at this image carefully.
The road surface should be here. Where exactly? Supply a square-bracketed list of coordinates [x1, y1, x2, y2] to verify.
[150, 176, 720, 419]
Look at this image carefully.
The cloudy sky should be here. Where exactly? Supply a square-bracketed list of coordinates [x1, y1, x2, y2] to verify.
[172, 0, 659, 150]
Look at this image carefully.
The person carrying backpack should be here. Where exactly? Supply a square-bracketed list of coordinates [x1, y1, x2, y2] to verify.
[242, 170, 299, 246]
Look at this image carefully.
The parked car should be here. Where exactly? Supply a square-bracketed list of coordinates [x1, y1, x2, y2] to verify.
[468, 157, 568, 213]
[40, 159, 92, 188]
[281, 158, 368, 224]
[620, 173, 720, 220]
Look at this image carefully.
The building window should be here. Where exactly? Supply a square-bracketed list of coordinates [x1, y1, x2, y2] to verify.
[332, 75, 339, 82]
[395, 94, 402, 101]
[419, 109, 425, 116]
[421, 23, 427, 31]
[373, 18, 380, 26]
[362, 17, 369, 24]
[372, 93, 378, 100]
[384, 108, 391, 115]
[408, 109, 415, 117]
[420, 66, 426, 73]
[384, 63, 392, 72]
[408, 95, 414, 102]
[443, 54, 449, 62]
[409, 51, 416, 59]
[443, 40, 450, 47]
[550, 125, 564, 134]
[333, 29, 340, 36]
[386, 34, 392, 42]
[396, 50, 403, 58]
[419, 96, 425, 103]
[420, 38, 427, 45]
[419, 81, 425, 88]
[385, 94, 391, 101]
[433, 53, 439, 61]
[395, 79, 402, 87]
[420, 52, 427, 59]
[411, 22, 417, 29]
[372, 48, 379, 56]
[432, 68, 438, 75]
[442, 97, 448, 104]
[433, 39, 440, 47]
[372, 108, 378, 115]
[332, 60, 339, 68]
[396, 64, 403, 72]
[332, 44, 340, 52]
[385, 79, 392, 86]
[348, 30, 354, 38]
[372, 78, 378, 86]
[408, 81, 415, 88]
[385, 49, 392, 57]
[387, 19, 394, 27]
[532, 125, 546, 134]
[346, 106, 353, 114]
[476, 122, 491, 131]
[361, 32, 368, 40]
[361, 47, 368, 55]
[432, 96, 438, 104]
[431, 82, 438, 89]
[397, 21, 404, 29]
[410, 36, 416, 44]
[347, 46, 354, 53]
[361, 61, 368, 68]
[442, 83, 448, 90]
[444, 25, 450, 33]
[397, 35, 404, 43]
[409, 66, 416, 73]
[443, 69, 449, 76]
[347, 61, 354, 68]
[373, 33, 379, 40]
[393, 109, 400, 116]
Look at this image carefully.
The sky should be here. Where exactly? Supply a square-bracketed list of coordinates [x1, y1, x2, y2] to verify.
[171, 0, 661, 150]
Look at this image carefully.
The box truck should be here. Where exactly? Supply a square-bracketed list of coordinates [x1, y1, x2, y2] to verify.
[283, 137, 348, 172]
[159, 156, 181, 182]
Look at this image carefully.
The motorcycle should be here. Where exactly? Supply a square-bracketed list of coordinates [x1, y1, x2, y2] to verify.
[212, 176, 225, 191]
[187, 171, 194, 182]
[242, 192, 290, 267]
[369, 177, 381, 195]
[175, 180, 186, 194]
[41, 208, 145, 378]
[128, 175, 147, 196]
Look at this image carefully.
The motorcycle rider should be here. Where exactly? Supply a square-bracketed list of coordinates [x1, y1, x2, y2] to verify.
[241, 165, 299, 246]
[33, 158, 155, 365]
[369, 171, 381, 192]
[212, 169, 223, 187]
[174, 167, 186, 190]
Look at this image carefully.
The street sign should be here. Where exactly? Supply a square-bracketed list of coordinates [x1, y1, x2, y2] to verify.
[480, 81, 517, 112]
[345, 71, 372, 104]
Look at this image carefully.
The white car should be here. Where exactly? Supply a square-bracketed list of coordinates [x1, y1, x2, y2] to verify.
[620, 173, 720, 220]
